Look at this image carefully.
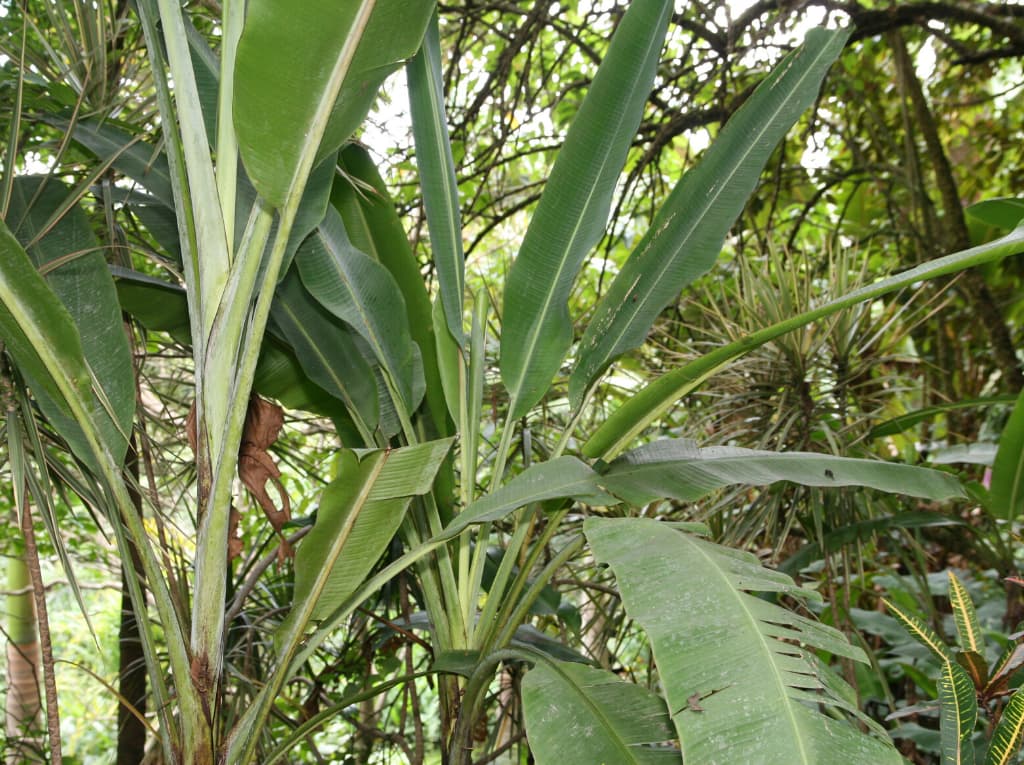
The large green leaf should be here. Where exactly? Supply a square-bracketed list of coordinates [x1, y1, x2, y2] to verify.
[990, 386, 1024, 521]
[333, 145, 449, 435]
[437, 457, 617, 541]
[6, 177, 134, 464]
[295, 207, 423, 417]
[407, 11, 465, 345]
[600, 438, 964, 506]
[0, 221, 195, 744]
[586, 518, 902, 764]
[499, 0, 673, 419]
[270, 267, 379, 435]
[284, 439, 452, 631]
[0, 226, 90, 444]
[252, 340, 361, 440]
[234, 0, 433, 207]
[114, 269, 192, 341]
[522, 660, 679, 764]
[584, 225, 1024, 459]
[570, 27, 850, 408]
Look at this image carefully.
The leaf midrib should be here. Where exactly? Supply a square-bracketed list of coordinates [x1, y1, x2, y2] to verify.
[678, 533, 812, 765]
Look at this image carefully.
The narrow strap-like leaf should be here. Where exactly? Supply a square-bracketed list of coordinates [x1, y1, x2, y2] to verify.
[600, 438, 964, 506]
[407, 10, 465, 346]
[569, 27, 850, 410]
[499, 0, 673, 419]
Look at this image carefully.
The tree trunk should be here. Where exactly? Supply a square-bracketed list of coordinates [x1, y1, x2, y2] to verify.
[118, 438, 149, 765]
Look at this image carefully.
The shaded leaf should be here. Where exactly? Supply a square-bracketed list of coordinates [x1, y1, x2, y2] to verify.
[5, 177, 134, 464]
[983, 642, 1024, 699]
[296, 208, 422, 416]
[522, 660, 679, 765]
[270, 268, 379, 435]
[334, 145, 449, 434]
[991, 386, 1024, 521]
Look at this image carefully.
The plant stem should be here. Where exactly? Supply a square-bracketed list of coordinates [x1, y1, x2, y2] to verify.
[19, 503, 61, 765]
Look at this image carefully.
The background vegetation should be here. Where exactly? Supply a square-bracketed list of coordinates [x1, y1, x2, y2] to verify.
[2, 0, 1024, 763]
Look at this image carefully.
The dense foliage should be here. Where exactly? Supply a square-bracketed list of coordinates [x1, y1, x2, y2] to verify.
[1, 1, 1024, 763]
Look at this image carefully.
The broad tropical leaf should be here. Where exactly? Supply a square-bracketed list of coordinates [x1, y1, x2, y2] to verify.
[599, 438, 964, 505]
[584, 225, 1024, 459]
[586, 518, 902, 764]
[500, 0, 673, 419]
[295, 208, 423, 417]
[334, 145, 449, 435]
[522, 660, 679, 764]
[986, 689, 1024, 765]
[270, 268, 379, 436]
[234, 0, 433, 206]
[990, 386, 1024, 521]
[569, 27, 850, 408]
[938, 661, 977, 765]
[437, 457, 617, 541]
[948, 571, 984, 655]
[408, 11, 465, 345]
[284, 439, 453, 632]
[3, 179, 134, 465]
